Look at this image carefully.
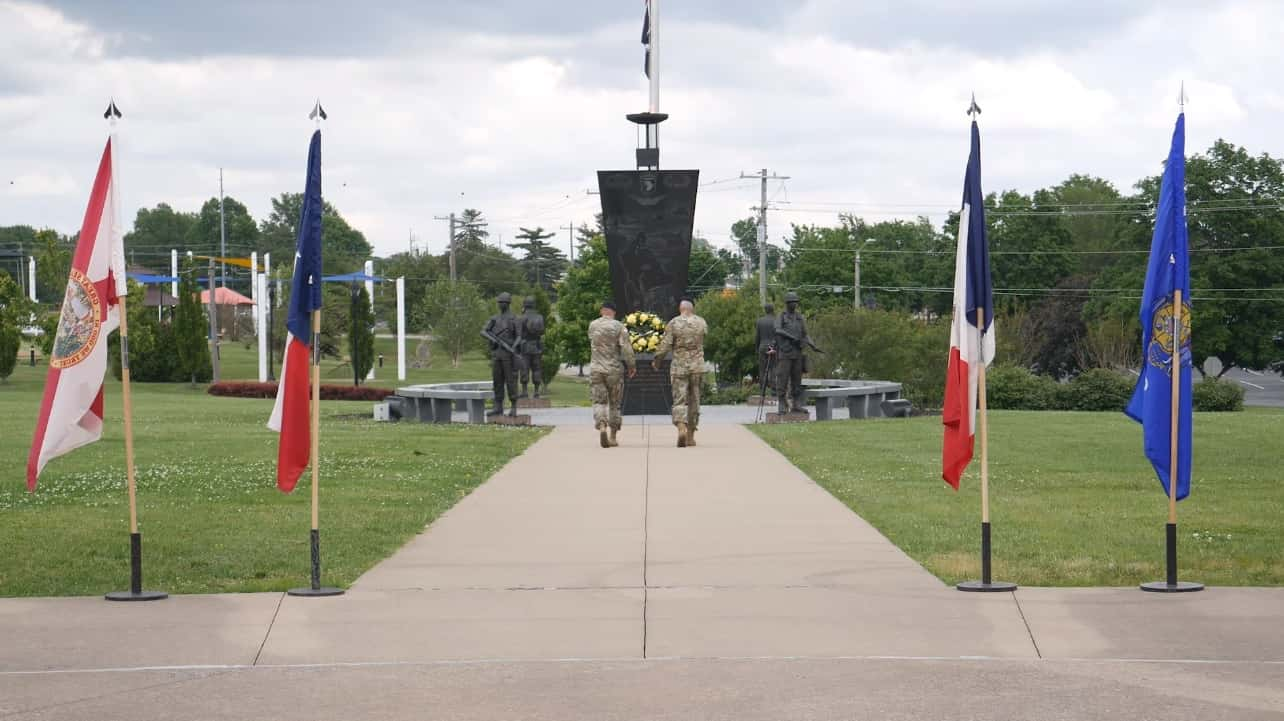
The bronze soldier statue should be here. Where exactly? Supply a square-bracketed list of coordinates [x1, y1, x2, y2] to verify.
[517, 297, 546, 399]
[774, 291, 813, 415]
[653, 297, 708, 448]
[754, 302, 777, 394]
[481, 292, 520, 417]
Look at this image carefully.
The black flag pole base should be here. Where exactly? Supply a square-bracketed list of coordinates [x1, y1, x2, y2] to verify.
[956, 522, 1017, 592]
[288, 529, 344, 598]
[106, 589, 169, 601]
[1140, 523, 1204, 593]
[106, 532, 168, 601]
[1140, 581, 1204, 593]
[287, 586, 344, 597]
[957, 580, 1017, 593]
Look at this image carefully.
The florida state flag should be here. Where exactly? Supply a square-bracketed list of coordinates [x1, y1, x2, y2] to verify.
[27, 136, 128, 490]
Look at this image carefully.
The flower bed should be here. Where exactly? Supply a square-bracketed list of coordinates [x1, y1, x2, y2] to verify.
[207, 381, 392, 402]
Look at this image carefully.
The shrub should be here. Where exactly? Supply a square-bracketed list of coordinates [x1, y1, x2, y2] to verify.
[808, 308, 949, 408]
[1193, 378, 1244, 412]
[1058, 368, 1134, 411]
[702, 379, 752, 405]
[986, 365, 1059, 410]
[695, 288, 762, 385]
[207, 381, 392, 401]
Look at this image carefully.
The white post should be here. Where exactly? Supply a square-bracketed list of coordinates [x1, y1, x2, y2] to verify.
[364, 259, 376, 379]
[250, 251, 259, 332]
[257, 271, 268, 382]
[649, 0, 659, 114]
[396, 276, 406, 381]
[27, 256, 36, 302]
[170, 249, 178, 298]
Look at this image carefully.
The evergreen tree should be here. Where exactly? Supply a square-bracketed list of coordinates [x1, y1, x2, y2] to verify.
[510, 226, 568, 292]
[174, 256, 212, 384]
[350, 285, 376, 384]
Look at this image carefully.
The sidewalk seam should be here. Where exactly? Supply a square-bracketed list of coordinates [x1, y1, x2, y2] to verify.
[1012, 592, 1043, 659]
[642, 420, 651, 660]
[253, 592, 286, 666]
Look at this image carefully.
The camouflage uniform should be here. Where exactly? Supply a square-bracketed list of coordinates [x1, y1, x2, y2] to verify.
[654, 314, 708, 429]
[587, 316, 636, 431]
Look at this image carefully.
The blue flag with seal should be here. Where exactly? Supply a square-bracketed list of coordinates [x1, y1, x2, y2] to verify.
[1124, 112, 1192, 501]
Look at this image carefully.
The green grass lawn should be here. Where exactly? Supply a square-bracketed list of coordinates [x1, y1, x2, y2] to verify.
[752, 409, 1284, 587]
[214, 335, 591, 406]
[0, 363, 547, 597]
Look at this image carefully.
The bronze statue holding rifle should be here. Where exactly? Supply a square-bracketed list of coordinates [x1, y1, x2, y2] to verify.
[481, 292, 521, 417]
[773, 291, 822, 415]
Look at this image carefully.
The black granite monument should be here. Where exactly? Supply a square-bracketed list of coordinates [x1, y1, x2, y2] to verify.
[598, 111, 699, 415]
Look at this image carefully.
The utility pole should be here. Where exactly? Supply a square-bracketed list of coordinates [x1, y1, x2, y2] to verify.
[562, 222, 576, 263]
[218, 168, 227, 289]
[434, 211, 487, 284]
[207, 257, 221, 382]
[740, 168, 789, 301]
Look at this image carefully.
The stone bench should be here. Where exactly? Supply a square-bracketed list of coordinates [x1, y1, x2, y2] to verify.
[394, 382, 492, 424]
[802, 379, 905, 421]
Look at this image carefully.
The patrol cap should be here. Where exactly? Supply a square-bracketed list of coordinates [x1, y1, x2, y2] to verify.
[784, 291, 800, 303]
[601, 300, 617, 311]
[497, 292, 512, 303]
[680, 295, 694, 304]
[523, 296, 536, 307]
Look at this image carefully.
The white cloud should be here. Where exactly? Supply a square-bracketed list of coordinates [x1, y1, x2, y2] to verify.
[1, 0, 1282, 268]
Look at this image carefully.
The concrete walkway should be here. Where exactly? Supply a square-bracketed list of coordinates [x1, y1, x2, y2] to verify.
[2, 423, 1283, 720]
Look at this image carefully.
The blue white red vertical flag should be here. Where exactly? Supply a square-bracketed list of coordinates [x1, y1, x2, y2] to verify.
[641, 0, 652, 78]
[267, 129, 323, 493]
[1125, 113, 1192, 500]
[27, 135, 128, 490]
[942, 120, 995, 489]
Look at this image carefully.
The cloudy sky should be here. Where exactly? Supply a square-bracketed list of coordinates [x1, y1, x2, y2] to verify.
[1, 0, 1281, 264]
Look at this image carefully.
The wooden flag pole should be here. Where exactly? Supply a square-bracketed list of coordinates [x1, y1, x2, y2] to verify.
[105, 289, 167, 601]
[1142, 282, 1202, 592]
[102, 105, 166, 602]
[958, 307, 1015, 592]
[288, 108, 341, 596]
[1168, 289, 1181, 529]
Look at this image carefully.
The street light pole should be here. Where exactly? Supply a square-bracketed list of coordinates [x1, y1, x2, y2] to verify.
[855, 238, 876, 310]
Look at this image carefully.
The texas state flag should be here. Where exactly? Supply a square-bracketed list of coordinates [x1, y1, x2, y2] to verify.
[267, 130, 323, 493]
[942, 119, 995, 489]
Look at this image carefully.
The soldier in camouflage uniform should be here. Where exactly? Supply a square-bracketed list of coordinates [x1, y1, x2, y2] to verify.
[517, 297, 546, 399]
[481, 292, 520, 417]
[652, 298, 708, 448]
[587, 301, 636, 448]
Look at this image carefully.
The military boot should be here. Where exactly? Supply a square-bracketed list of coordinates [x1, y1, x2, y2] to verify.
[532, 383, 541, 399]
[508, 399, 519, 417]
[518, 383, 529, 399]
[676, 422, 688, 448]
[487, 397, 504, 417]
[608, 427, 619, 447]
[599, 424, 610, 449]
[686, 426, 696, 446]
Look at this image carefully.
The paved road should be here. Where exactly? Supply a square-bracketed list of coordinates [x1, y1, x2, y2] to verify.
[2, 424, 1282, 720]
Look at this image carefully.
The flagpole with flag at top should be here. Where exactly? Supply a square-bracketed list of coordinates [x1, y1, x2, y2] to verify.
[24, 100, 167, 601]
[1133, 85, 1202, 594]
[103, 102, 168, 602]
[945, 95, 1016, 593]
[268, 100, 342, 597]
